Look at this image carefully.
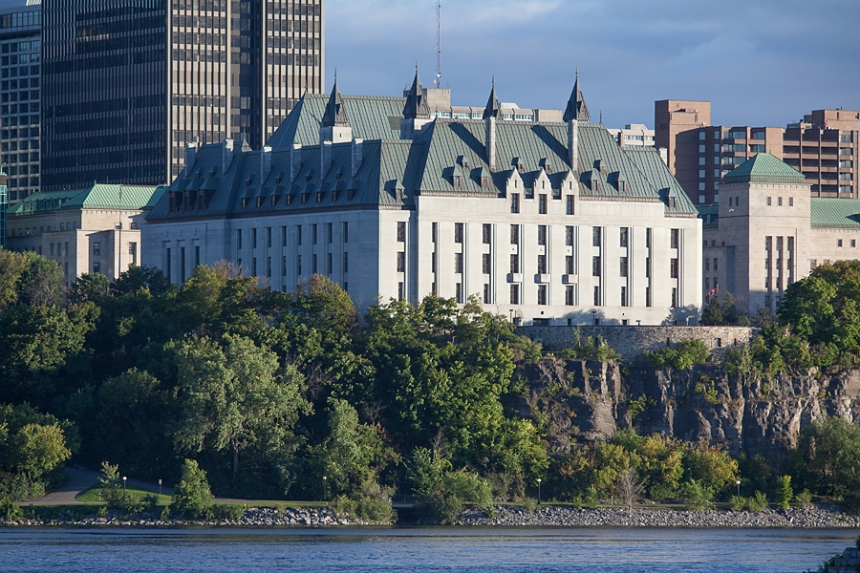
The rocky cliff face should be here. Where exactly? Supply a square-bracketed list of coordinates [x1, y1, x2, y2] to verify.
[516, 358, 860, 453]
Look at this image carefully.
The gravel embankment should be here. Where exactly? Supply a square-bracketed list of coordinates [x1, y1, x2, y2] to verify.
[457, 505, 860, 528]
[4, 504, 860, 528]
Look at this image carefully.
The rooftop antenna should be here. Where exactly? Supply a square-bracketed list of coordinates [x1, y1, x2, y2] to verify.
[434, 0, 441, 88]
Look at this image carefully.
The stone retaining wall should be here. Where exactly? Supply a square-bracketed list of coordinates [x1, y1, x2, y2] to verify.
[517, 325, 757, 360]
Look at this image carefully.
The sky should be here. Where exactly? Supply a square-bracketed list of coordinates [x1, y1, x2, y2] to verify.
[326, 0, 860, 129]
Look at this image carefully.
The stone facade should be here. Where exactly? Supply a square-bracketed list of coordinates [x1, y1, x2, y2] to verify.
[518, 325, 756, 360]
[143, 75, 703, 325]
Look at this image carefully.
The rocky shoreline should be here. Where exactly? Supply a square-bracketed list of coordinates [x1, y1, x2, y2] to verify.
[456, 505, 860, 528]
[4, 504, 860, 528]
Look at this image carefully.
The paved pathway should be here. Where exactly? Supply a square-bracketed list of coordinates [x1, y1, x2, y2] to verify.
[22, 467, 175, 506]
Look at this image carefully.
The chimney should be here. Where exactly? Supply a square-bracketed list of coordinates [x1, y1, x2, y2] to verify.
[260, 146, 272, 181]
[184, 142, 197, 176]
[351, 138, 363, 178]
[221, 139, 234, 175]
[291, 144, 302, 182]
[321, 141, 333, 178]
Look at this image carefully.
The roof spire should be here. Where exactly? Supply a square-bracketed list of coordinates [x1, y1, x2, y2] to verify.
[483, 76, 500, 119]
[322, 75, 349, 127]
[563, 72, 590, 123]
[403, 67, 431, 120]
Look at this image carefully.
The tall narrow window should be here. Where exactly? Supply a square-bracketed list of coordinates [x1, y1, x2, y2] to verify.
[283, 226, 288, 247]
[510, 224, 519, 245]
[180, 248, 186, 283]
[456, 283, 463, 303]
[236, 230, 242, 250]
[268, 257, 273, 278]
[397, 221, 406, 242]
[621, 286, 628, 307]
[592, 227, 601, 247]
[671, 228, 679, 249]
[312, 224, 318, 245]
[342, 222, 349, 243]
[455, 253, 463, 273]
[455, 223, 464, 243]
[566, 255, 574, 275]
[620, 257, 628, 277]
[267, 227, 272, 248]
[538, 225, 547, 245]
[282, 256, 287, 277]
[510, 254, 519, 273]
[432, 222, 438, 243]
[646, 228, 652, 248]
[565, 285, 574, 306]
[510, 284, 519, 304]
[539, 195, 547, 214]
[537, 254, 547, 274]
[251, 228, 257, 249]
[297, 226, 302, 245]
[397, 251, 406, 272]
[511, 193, 520, 214]
[483, 284, 491, 304]
[646, 286, 652, 307]
[482, 224, 491, 244]
[565, 226, 574, 246]
[482, 253, 491, 274]
[566, 195, 574, 215]
[671, 288, 678, 308]
[620, 227, 629, 247]
[297, 255, 302, 275]
[327, 223, 333, 244]
[670, 258, 679, 278]
[592, 256, 601, 277]
[312, 254, 317, 274]
[537, 285, 547, 305]
[343, 252, 349, 273]
[593, 286, 600, 306]
[327, 253, 333, 274]
[398, 282, 405, 300]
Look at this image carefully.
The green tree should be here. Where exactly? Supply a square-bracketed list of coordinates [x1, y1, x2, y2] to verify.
[171, 459, 213, 518]
[775, 475, 793, 509]
[169, 335, 310, 487]
[793, 416, 860, 498]
[69, 272, 110, 304]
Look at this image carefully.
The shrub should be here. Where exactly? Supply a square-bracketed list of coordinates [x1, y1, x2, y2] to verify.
[171, 459, 213, 519]
[775, 475, 793, 510]
[331, 479, 395, 523]
[0, 496, 23, 521]
[794, 489, 813, 507]
[521, 497, 538, 513]
[209, 503, 246, 521]
[679, 479, 714, 510]
[418, 470, 493, 525]
[749, 491, 769, 512]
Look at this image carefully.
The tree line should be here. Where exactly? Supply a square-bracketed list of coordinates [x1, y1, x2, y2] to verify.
[3, 248, 860, 520]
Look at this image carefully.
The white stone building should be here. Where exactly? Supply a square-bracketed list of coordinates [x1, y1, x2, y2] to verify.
[142, 75, 703, 326]
[5, 184, 165, 286]
[702, 153, 860, 315]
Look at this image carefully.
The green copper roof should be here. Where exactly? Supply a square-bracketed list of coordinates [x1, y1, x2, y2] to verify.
[723, 153, 805, 184]
[810, 198, 860, 228]
[9, 184, 166, 215]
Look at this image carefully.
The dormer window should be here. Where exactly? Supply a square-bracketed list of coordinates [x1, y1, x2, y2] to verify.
[481, 176, 491, 189]
[242, 198, 249, 208]
[545, 164, 553, 174]
[271, 195, 278, 206]
[348, 189, 356, 201]
[618, 180, 626, 193]
[317, 192, 324, 203]
[301, 193, 308, 204]
[286, 194, 293, 205]
[256, 197, 263, 207]
[517, 163, 525, 173]
[453, 175, 462, 188]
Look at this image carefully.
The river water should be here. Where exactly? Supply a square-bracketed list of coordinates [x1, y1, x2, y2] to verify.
[0, 527, 855, 573]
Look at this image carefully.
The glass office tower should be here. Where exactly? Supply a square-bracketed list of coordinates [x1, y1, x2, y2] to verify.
[0, 0, 41, 203]
[41, 0, 323, 190]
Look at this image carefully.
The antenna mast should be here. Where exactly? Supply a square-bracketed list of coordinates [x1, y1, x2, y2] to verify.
[434, 0, 441, 88]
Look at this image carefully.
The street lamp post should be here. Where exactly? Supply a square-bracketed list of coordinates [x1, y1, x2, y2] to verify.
[322, 475, 328, 502]
[736, 480, 741, 497]
[537, 478, 542, 505]
[122, 476, 127, 500]
[158, 479, 162, 496]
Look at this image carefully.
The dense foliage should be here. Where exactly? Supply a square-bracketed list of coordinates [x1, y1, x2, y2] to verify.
[2, 250, 860, 516]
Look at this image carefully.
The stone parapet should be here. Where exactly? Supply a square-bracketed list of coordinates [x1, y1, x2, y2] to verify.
[517, 325, 757, 360]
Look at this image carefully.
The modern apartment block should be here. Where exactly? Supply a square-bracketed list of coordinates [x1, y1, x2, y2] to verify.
[606, 124, 656, 148]
[0, 0, 41, 204]
[656, 100, 860, 205]
[142, 75, 703, 326]
[40, 0, 323, 192]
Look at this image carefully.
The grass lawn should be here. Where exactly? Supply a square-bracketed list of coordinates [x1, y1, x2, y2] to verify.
[76, 485, 172, 505]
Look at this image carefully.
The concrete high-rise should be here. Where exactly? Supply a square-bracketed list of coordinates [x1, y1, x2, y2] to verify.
[0, 0, 41, 203]
[40, 0, 323, 191]
[657, 100, 860, 205]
